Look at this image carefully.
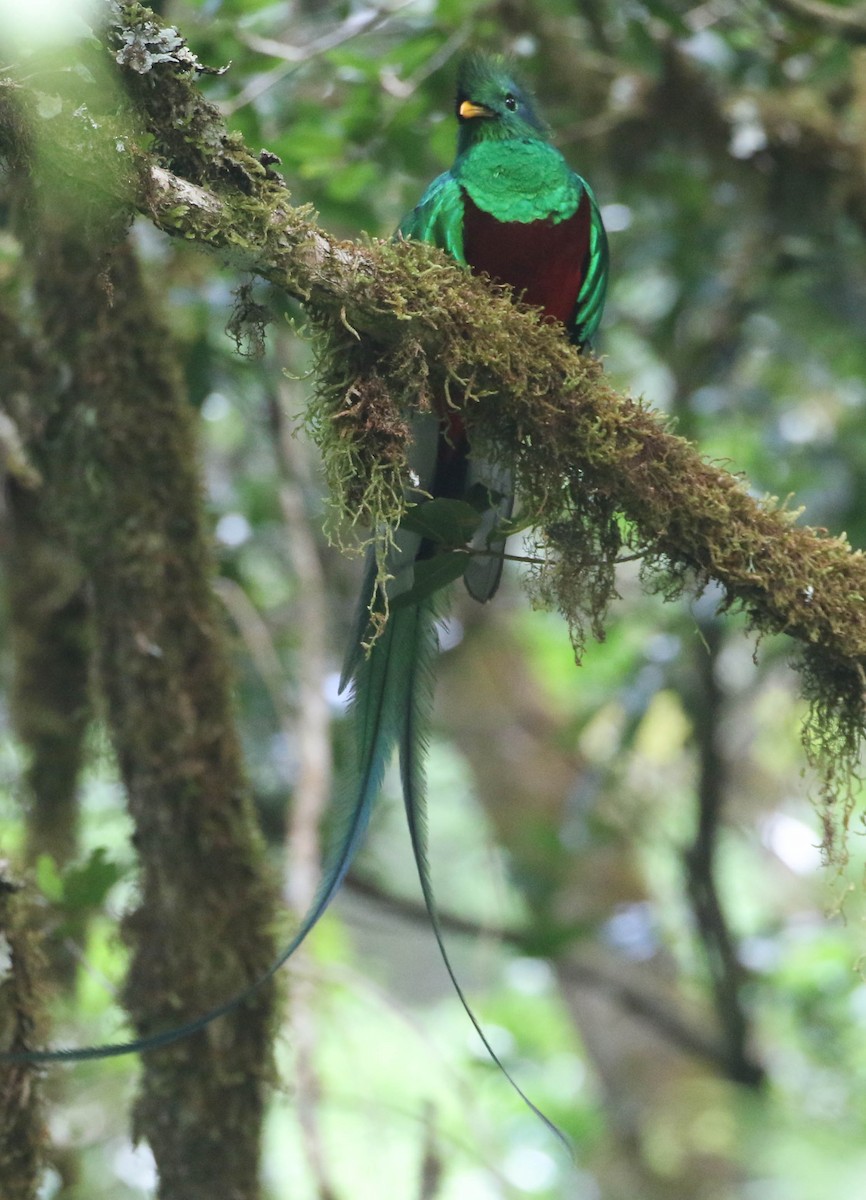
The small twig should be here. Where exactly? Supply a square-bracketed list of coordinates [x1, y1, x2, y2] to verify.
[223, 1, 418, 116]
[379, 26, 471, 100]
[770, 0, 866, 40]
[60, 938, 121, 1000]
[466, 546, 648, 567]
[213, 576, 289, 720]
[0, 409, 40, 489]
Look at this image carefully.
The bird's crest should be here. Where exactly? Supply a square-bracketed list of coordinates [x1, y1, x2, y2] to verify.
[455, 51, 549, 148]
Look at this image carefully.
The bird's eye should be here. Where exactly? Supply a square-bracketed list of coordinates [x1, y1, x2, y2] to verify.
[504, 93, 518, 111]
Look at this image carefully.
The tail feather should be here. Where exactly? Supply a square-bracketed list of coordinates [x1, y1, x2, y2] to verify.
[0, 590, 413, 1065]
[397, 604, 572, 1154]
[7, 427, 558, 1163]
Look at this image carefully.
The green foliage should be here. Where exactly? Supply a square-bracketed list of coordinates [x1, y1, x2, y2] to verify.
[35, 849, 125, 918]
[6, 0, 866, 1197]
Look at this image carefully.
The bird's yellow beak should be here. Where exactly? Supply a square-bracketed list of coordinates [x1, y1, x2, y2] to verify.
[459, 99, 494, 120]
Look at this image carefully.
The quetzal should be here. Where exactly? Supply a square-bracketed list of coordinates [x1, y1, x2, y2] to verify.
[2, 51, 609, 1133]
[325, 52, 609, 1131]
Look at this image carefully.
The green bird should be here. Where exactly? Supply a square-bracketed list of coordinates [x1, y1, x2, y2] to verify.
[2, 53, 608, 1141]
[322, 51, 610, 1136]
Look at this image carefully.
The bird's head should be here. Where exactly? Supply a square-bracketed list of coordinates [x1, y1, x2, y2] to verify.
[455, 53, 548, 152]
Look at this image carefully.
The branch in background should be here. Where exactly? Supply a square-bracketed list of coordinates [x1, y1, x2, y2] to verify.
[269, 364, 333, 914]
[272, 390, 340, 1200]
[5, 506, 88, 874]
[218, 370, 340, 1200]
[225, 0, 418, 115]
[272, 370, 340, 1200]
[684, 619, 764, 1088]
[770, 0, 866, 40]
[345, 874, 757, 1082]
[6, 481, 91, 987]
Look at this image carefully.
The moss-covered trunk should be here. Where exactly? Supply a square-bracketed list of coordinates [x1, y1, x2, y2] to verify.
[0, 871, 46, 1200]
[26, 234, 278, 1200]
[7, 483, 89, 871]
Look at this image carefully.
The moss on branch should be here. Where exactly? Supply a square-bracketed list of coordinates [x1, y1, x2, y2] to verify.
[5, 1, 865, 844]
[85, 1, 862, 845]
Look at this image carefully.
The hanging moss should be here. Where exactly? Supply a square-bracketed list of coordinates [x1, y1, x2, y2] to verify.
[303, 237, 866, 855]
[6, 0, 866, 864]
[108, 3, 866, 847]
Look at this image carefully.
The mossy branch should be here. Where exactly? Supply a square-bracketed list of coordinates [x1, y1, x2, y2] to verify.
[142, 164, 866, 823]
[5, 1, 863, 841]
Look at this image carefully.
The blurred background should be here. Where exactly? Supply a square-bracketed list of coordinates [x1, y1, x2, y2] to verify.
[4, 1, 866, 1197]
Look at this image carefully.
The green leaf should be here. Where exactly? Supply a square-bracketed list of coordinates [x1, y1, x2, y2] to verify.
[61, 848, 124, 912]
[37, 849, 125, 914]
[399, 498, 483, 546]
[36, 854, 64, 903]
[390, 550, 468, 608]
